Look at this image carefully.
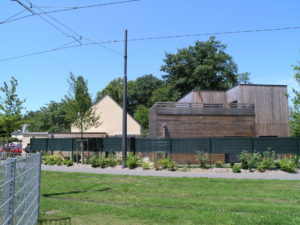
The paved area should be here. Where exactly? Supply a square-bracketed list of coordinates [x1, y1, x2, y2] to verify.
[42, 165, 300, 180]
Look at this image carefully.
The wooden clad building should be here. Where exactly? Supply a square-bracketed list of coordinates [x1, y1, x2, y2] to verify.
[149, 84, 290, 138]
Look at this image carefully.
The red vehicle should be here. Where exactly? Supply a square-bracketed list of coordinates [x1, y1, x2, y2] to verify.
[0, 144, 22, 155]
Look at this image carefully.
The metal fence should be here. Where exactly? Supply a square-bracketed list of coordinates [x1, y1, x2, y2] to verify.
[0, 153, 41, 225]
[31, 137, 300, 155]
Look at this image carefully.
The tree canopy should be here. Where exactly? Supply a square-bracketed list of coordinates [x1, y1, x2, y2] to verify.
[0, 77, 25, 137]
[290, 62, 300, 136]
[161, 36, 249, 97]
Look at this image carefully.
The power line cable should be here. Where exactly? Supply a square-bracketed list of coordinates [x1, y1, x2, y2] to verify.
[1, 0, 141, 24]
[13, 0, 80, 43]
[0, 9, 27, 24]
[25, 0, 121, 55]
[1, 25, 300, 62]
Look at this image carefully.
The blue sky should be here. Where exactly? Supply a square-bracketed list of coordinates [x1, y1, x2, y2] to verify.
[0, 0, 300, 112]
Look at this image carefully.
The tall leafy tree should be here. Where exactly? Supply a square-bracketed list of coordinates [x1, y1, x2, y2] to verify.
[161, 36, 249, 97]
[66, 73, 101, 162]
[0, 77, 25, 138]
[290, 62, 300, 136]
[26, 100, 72, 132]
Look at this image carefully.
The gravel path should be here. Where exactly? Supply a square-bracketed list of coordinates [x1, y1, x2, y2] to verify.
[42, 165, 300, 180]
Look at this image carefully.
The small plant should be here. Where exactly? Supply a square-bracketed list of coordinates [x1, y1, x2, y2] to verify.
[232, 164, 241, 173]
[159, 158, 169, 169]
[261, 149, 276, 169]
[196, 151, 208, 168]
[256, 163, 266, 172]
[63, 159, 73, 167]
[44, 155, 64, 166]
[167, 159, 177, 171]
[215, 161, 223, 168]
[230, 162, 235, 168]
[154, 161, 162, 170]
[239, 151, 250, 169]
[142, 162, 150, 170]
[126, 153, 139, 169]
[279, 157, 297, 173]
[106, 153, 117, 167]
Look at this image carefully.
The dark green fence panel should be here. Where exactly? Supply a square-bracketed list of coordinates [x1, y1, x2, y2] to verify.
[211, 138, 253, 154]
[31, 138, 48, 151]
[87, 138, 102, 152]
[171, 138, 210, 153]
[48, 139, 62, 151]
[60, 138, 74, 151]
[253, 137, 299, 154]
[136, 138, 171, 153]
[102, 137, 130, 152]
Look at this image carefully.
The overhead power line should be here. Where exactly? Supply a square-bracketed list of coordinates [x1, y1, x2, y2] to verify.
[1, 0, 141, 24]
[1, 25, 300, 62]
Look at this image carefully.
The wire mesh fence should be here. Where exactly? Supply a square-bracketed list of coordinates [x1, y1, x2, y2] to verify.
[0, 153, 41, 225]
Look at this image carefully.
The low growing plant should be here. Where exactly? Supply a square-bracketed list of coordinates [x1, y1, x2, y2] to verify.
[63, 159, 74, 167]
[279, 157, 297, 173]
[232, 164, 241, 173]
[142, 162, 150, 170]
[126, 153, 139, 169]
[215, 161, 223, 168]
[196, 151, 208, 168]
[106, 153, 117, 167]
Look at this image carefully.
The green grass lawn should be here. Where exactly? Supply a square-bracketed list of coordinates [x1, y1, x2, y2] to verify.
[40, 171, 300, 225]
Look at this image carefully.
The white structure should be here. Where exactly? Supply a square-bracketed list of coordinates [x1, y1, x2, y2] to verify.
[71, 95, 141, 136]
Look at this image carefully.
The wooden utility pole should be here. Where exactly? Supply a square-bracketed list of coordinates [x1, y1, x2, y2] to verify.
[122, 29, 128, 168]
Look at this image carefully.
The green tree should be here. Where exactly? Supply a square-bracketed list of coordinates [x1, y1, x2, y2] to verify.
[290, 62, 300, 136]
[66, 73, 101, 163]
[130, 74, 164, 110]
[150, 84, 181, 105]
[0, 77, 25, 138]
[134, 105, 149, 135]
[161, 36, 249, 97]
[26, 100, 72, 132]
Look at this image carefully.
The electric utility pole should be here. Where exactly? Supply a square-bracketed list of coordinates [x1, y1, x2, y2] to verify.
[122, 29, 128, 168]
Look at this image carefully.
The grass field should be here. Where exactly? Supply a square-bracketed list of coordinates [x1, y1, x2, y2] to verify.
[40, 171, 300, 225]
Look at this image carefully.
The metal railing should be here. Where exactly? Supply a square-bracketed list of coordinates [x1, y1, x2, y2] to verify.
[0, 153, 41, 225]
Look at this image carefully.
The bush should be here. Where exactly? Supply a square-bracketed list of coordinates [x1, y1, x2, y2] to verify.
[279, 158, 297, 173]
[154, 161, 162, 170]
[142, 162, 150, 170]
[261, 149, 276, 169]
[43, 155, 63, 166]
[106, 153, 117, 167]
[197, 151, 208, 168]
[126, 153, 139, 169]
[239, 151, 250, 169]
[167, 159, 177, 171]
[63, 159, 73, 167]
[256, 163, 266, 172]
[232, 164, 241, 173]
[159, 159, 169, 169]
[215, 161, 223, 168]
[239, 151, 262, 171]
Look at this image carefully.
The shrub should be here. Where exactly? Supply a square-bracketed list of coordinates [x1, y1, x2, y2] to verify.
[232, 164, 241, 173]
[239, 151, 250, 169]
[215, 161, 223, 168]
[167, 159, 177, 171]
[63, 159, 73, 167]
[142, 162, 150, 170]
[106, 153, 117, 167]
[44, 155, 63, 166]
[261, 149, 276, 169]
[197, 151, 208, 168]
[154, 161, 162, 170]
[159, 159, 169, 169]
[126, 153, 139, 169]
[256, 163, 266, 172]
[279, 158, 297, 173]
[230, 162, 235, 168]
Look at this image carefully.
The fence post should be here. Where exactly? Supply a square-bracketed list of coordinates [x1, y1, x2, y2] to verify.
[37, 153, 42, 222]
[251, 137, 254, 153]
[8, 158, 16, 225]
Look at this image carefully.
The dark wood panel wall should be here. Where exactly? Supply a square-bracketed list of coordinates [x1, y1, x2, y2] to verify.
[149, 113, 256, 138]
